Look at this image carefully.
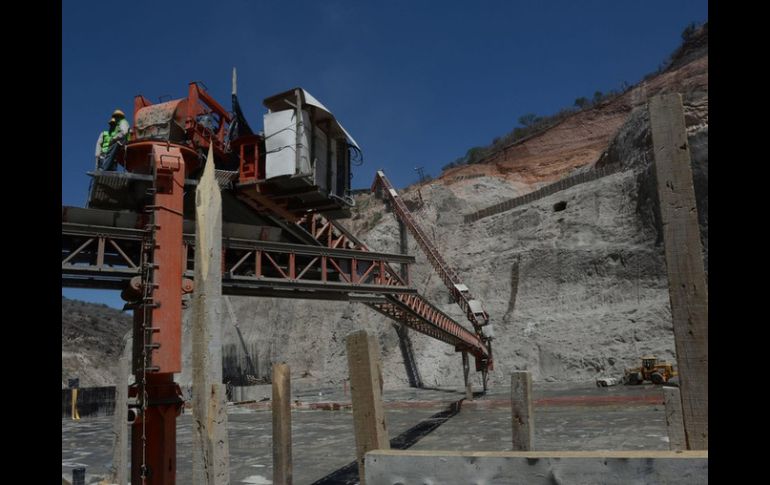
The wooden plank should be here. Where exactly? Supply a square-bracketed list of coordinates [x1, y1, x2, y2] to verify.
[346, 330, 390, 485]
[510, 371, 533, 450]
[649, 93, 708, 450]
[272, 363, 292, 485]
[365, 450, 708, 485]
[664, 386, 687, 450]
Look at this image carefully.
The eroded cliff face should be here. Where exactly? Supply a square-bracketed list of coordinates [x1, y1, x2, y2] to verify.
[177, 47, 707, 390]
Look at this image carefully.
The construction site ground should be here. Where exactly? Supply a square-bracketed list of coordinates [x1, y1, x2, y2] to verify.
[62, 381, 668, 484]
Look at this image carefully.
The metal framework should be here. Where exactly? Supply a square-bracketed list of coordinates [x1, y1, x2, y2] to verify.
[62, 214, 417, 300]
[61, 207, 489, 357]
[371, 170, 493, 372]
[295, 214, 489, 362]
[64, 80, 497, 484]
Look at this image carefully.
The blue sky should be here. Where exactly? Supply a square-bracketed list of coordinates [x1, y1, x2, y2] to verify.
[62, 0, 707, 308]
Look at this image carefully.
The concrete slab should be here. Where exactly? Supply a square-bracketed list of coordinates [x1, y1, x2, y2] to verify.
[365, 450, 708, 485]
[62, 383, 672, 483]
[63, 404, 445, 483]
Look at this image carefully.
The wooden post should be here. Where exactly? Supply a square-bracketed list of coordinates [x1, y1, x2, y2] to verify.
[511, 371, 533, 451]
[346, 330, 390, 485]
[72, 467, 86, 485]
[272, 363, 292, 485]
[462, 352, 473, 401]
[109, 333, 131, 485]
[663, 386, 687, 450]
[68, 377, 80, 421]
[649, 93, 708, 450]
[71, 388, 80, 421]
[192, 145, 230, 484]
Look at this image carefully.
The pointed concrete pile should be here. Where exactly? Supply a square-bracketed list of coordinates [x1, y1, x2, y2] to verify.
[192, 145, 230, 485]
[108, 331, 131, 485]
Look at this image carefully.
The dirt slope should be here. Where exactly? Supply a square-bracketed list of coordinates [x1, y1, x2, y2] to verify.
[61, 297, 131, 388]
[437, 29, 707, 191]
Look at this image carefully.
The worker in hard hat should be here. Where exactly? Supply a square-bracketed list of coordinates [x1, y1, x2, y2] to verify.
[111, 109, 130, 141]
[94, 117, 117, 170]
[95, 109, 131, 171]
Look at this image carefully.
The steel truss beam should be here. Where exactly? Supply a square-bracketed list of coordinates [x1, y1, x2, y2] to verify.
[372, 171, 491, 334]
[61, 207, 489, 360]
[62, 216, 415, 299]
[295, 214, 489, 362]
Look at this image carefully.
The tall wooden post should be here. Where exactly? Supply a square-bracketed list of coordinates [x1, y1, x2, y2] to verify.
[663, 386, 687, 450]
[511, 371, 533, 451]
[109, 333, 131, 485]
[192, 145, 230, 484]
[272, 363, 292, 485]
[649, 93, 708, 449]
[346, 330, 390, 485]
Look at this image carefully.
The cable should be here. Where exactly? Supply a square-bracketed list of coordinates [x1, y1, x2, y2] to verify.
[349, 143, 364, 167]
[330, 193, 355, 207]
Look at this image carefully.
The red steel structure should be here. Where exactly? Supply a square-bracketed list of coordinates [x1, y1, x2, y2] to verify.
[63, 81, 493, 483]
[129, 145, 186, 484]
[371, 170, 493, 372]
[296, 214, 490, 361]
[112, 83, 235, 484]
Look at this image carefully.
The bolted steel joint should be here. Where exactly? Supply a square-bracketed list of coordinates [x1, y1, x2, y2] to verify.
[181, 278, 194, 294]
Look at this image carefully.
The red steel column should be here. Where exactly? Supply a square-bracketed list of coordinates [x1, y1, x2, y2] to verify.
[131, 145, 186, 485]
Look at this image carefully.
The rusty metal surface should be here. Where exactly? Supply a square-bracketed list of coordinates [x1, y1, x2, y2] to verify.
[146, 144, 186, 374]
[134, 100, 183, 140]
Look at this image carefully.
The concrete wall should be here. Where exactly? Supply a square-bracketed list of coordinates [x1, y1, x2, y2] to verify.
[230, 384, 272, 403]
[61, 386, 115, 418]
[365, 450, 708, 485]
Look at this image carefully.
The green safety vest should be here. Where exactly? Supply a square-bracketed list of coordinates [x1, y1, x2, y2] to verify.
[100, 130, 113, 153]
[101, 122, 131, 153]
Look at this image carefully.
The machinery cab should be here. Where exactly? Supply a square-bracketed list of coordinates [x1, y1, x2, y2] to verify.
[87, 82, 359, 220]
[240, 87, 359, 219]
[625, 355, 676, 385]
[641, 355, 658, 371]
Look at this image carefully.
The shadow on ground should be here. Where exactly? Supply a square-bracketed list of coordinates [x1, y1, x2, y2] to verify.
[310, 399, 464, 484]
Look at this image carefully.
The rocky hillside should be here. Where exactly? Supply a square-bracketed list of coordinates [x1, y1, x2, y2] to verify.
[61, 297, 131, 388]
[177, 27, 708, 390]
